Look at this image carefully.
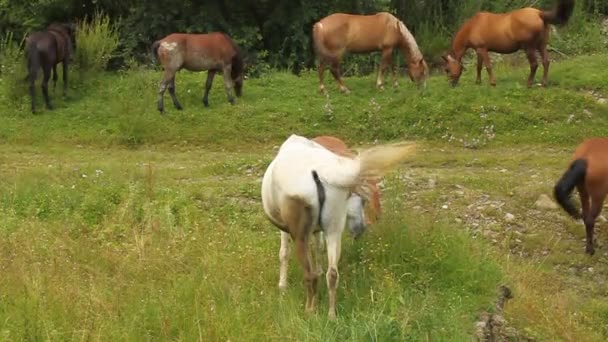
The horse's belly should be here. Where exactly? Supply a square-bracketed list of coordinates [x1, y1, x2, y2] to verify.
[183, 57, 221, 71]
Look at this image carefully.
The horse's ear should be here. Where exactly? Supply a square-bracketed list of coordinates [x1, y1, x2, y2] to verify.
[441, 55, 448, 62]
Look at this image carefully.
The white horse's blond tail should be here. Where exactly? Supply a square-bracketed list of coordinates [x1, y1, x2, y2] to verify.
[357, 143, 417, 180]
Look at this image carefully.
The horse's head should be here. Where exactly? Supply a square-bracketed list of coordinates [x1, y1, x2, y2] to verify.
[407, 59, 429, 88]
[442, 54, 463, 86]
[346, 194, 367, 239]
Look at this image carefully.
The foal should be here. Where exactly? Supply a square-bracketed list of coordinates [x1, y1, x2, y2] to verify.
[151, 32, 244, 113]
[443, 0, 574, 87]
[554, 138, 608, 255]
[262, 134, 415, 319]
[25, 23, 76, 112]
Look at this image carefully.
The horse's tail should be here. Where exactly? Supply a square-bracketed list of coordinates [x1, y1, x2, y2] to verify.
[554, 158, 587, 219]
[151, 40, 161, 63]
[25, 39, 40, 83]
[542, 0, 575, 26]
[312, 21, 332, 61]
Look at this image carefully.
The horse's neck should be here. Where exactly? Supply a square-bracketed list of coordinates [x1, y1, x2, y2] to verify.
[397, 21, 423, 63]
[451, 24, 471, 60]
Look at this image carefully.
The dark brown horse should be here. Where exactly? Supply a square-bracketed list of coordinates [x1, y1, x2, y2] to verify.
[312, 12, 428, 94]
[151, 32, 244, 114]
[554, 138, 608, 255]
[25, 23, 76, 113]
[442, 0, 574, 87]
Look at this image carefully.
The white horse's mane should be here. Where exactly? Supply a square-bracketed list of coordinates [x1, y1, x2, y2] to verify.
[392, 17, 423, 62]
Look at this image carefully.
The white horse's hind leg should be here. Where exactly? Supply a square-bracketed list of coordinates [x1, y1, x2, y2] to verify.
[278, 231, 290, 290]
[311, 231, 324, 277]
[325, 221, 344, 320]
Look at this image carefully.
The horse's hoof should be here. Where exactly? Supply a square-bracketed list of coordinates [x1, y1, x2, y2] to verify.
[175, 105, 183, 110]
[328, 311, 337, 321]
[586, 245, 595, 255]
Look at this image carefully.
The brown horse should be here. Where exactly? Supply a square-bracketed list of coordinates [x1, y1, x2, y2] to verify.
[151, 32, 244, 114]
[312, 135, 382, 225]
[25, 23, 76, 113]
[442, 0, 574, 87]
[312, 12, 428, 94]
[554, 138, 608, 255]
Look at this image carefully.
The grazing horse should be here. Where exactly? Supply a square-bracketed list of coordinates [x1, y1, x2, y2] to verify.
[151, 32, 244, 113]
[312, 12, 428, 94]
[261, 134, 415, 319]
[442, 0, 574, 87]
[25, 23, 76, 113]
[312, 135, 382, 226]
[554, 138, 608, 255]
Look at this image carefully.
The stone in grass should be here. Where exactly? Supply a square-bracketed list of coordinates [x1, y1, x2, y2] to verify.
[535, 194, 558, 210]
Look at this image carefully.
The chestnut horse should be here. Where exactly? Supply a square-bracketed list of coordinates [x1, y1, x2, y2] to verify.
[554, 138, 608, 255]
[262, 134, 415, 319]
[442, 0, 574, 87]
[25, 23, 76, 113]
[151, 32, 244, 113]
[312, 135, 382, 226]
[312, 12, 428, 94]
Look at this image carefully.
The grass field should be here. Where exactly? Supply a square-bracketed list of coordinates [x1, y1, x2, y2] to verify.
[1, 53, 608, 341]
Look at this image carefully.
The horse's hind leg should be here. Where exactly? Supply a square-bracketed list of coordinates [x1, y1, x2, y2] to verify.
[278, 231, 290, 290]
[41, 64, 53, 110]
[330, 61, 349, 94]
[539, 45, 550, 87]
[157, 70, 175, 114]
[318, 60, 327, 94]
[52, 64, 58, 94]
[28, 69, 38, 113]
[168, 77, 183, 110]
[325, 220, 344, 320]
[525, 48, 539, 88]
[222, 66, 236, 105]
[584, 192, 605, 255]
[202, 70, 216, 107]
[62, 60, 69, 97]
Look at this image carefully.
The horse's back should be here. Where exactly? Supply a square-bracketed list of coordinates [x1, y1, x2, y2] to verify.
[158, 32, 238, 71]
[466, 8, 544, 51]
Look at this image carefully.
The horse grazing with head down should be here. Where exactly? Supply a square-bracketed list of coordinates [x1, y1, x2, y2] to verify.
[554, 138, 608, 255]
[261, 134, 416, 319]
[25, 23, 76, 113]
[312, 12, 428, 94]
[151, 32, 244, 113]
[442, 0, 574, 87]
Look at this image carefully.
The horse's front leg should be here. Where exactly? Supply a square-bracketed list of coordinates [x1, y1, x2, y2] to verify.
[475, 53, 483, 84]
[202, 70, 216, 107]
[376, 49, 392, 89]
[222, 66, 236, 105]
[278, 231, 290, 290]
[318, 60, 327, 94]
[477, 48, 496, 86]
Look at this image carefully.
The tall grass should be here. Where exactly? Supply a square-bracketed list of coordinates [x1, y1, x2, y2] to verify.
[0, 32, 28, 107]
[74, 11, 120, 74]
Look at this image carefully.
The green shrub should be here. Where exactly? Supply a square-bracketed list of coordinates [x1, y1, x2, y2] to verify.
[74, 11, 119, 74]
[0, 32, 28, 108]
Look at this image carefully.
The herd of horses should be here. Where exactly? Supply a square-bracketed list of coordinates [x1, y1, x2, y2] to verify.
[22, 0, 608, 320]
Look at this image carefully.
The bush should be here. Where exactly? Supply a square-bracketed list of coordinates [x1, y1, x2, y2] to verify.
[74, 11, 120, 74]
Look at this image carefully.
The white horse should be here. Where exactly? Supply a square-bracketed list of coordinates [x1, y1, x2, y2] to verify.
[261, 134, 416, 319]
